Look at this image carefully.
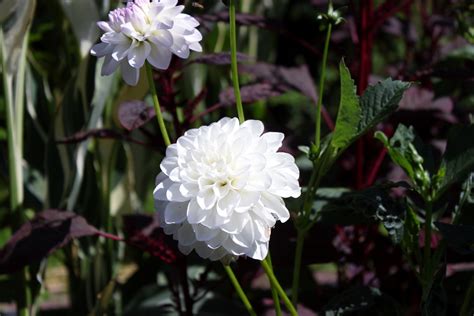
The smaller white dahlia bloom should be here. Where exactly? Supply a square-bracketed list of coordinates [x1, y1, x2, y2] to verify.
[91, 0, 202, 85]
[154, 117, 301, 262]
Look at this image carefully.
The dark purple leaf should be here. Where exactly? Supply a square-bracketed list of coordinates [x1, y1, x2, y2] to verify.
[58, 128, 125, 144]
[240, 62, 318, 103]
[118, 100, 155, 131]
[0, 210, 99, 274]
[399, 87, 457, 123]
[57, 128, 154, 149]
[123, 214, 179, 264]
[279, 65, 318, 103]
[219, 83, 283, 107]
[189, 52, 250, 66]
[381, 17, 418, 43]
[200, 12, 268, 28]
[198, 12, 320, 57]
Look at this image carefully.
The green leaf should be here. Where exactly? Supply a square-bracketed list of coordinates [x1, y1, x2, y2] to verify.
[358, 78, 410, 134]
[329, 64, 410, 154]
[375, 124, 417, 180]
[323, 286, 402, 316]
[0, 0, 36, 74]
[332, 59, 360, 149]
[375, 124, 435, 194]
[434, 222, 474, 255]
[316, 183, 408, 243]
[438, 124, 474, 194]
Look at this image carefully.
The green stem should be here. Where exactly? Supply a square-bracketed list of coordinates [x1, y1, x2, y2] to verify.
[223, 264, 256, 316]
[265, 255, 282, 316]
[261, 260, 298, 316]
[420, 198, 434, 303]
[145, 63, 171, 146]
[291, 232, 305, 305]
[460, 275, 474, 316]
[423, 201, 433, 281]
[229, 0, 245, 123]
[1, 28, 30, 316]
[314, 23, 332, 151]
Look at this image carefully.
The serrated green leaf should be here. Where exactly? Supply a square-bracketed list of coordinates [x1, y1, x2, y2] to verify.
[438, 124, 474, 195]
[329, 67, 410, 154]
[332, 59, 360, 149]
[316, 183, 408, 243]
[358, 78, 410, 133]
[324, 286, 401, 316]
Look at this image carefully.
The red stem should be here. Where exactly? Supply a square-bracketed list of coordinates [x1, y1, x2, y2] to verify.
[96, 231, 124, 242]
[355, 0, 374, 189]
[365, 147, 388, 187]
[322, 106, 335, 131]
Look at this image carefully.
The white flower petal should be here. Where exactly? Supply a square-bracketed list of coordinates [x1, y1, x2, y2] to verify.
[196, 188, 217, 210]
[260, 193, 290, 223]
[262, 132, 284, 151]
[207, 232, 228, 249]
[164, 202, 188, 224]
[112, 43, 130, 61]
[241, 120, 264, 136]
[187, 198, 207, 224]
[231, 221, 254, 248]
[128, 42, 151, 68]
[101, 55, 120, 76]
[177, 224, 196, 246]
[147, 45, 172, 70]
[249, 241, 268, 260]
[91, 42, 113, 57]
[97, 21, 113, 33]
[120, 62, 140, 85]
[189, 42, 202, 52]
[193, 224, 219, 241]
[149, 29, 173, 47]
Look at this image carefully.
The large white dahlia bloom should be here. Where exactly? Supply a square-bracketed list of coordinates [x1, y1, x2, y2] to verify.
[91, 0, 202, 85]
[154, 117, 301, 261]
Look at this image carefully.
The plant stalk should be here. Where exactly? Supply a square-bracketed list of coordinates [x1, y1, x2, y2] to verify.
[291, 159, 327, 304]
[291, 232, 305, 305]
[1, 28, 31, 316]
[223, 264, 256, 316]
[261, 260, 298, 316]
[314, 22, 332, 151]
[145, 63, 171, 146]
[229, 0, 245, 123]
[265, 254, 282, 316]
[423, 200, 433, 281]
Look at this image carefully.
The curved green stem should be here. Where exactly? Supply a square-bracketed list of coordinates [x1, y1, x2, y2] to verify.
[223, 264, 256, 316]
[229, 0, 245, 123]
[265, 254, 282, 316]
[145, 63, 171, 147]
[314, 23, 332, 151]
[261, 260, 298, 316]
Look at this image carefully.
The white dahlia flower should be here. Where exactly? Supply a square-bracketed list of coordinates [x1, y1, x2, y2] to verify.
[91, 0, 202, 85]
[154, 117, 301, 262]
